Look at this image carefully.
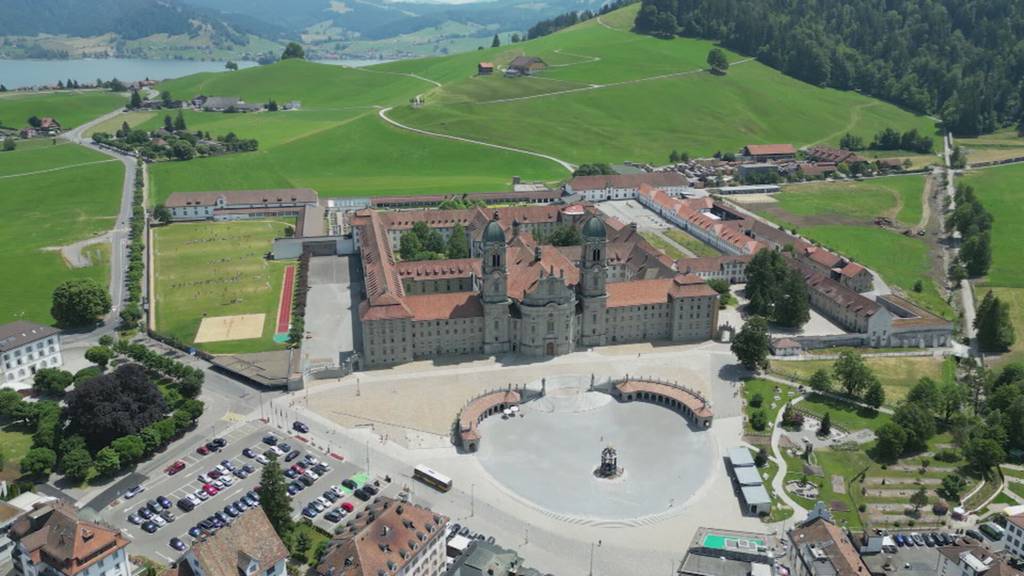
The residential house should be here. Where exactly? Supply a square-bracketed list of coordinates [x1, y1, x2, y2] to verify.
[38, 118, 61, 135]
[174, 508, 288, 576]
[444, 540, 545, 576]
[741, 144, 797, 162]
[787, 514, 870, 576]
[505, 56, 546, 76]
[9, 500, 131, 576]
[1, 321, 62, 385]
[477, 62, 495, 75]
[937, 545, 1022, 576]
[200, 97, 241, 112]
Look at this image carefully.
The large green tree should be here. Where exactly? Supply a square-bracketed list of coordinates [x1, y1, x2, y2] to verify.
[94, 447, 121, 476]
[61, 448, 93, 480]
[446, 224, 470, 259]
[21, 447, 57, 477]
[64, 364, 167, 450]
[281, 42, 305, 60]
[731, 316, 770, 371]
[893, 402, 936, 453]
[706, 48, 729, 73]
[33, 368, 73, 396]
[257, 455, 293, 536]
[975, 291, 1015, 352]
[51, 278, 111, 327]
[875, 421, 907, 460]
[832, 350, 873, 397]
[744, 250, 809, 327]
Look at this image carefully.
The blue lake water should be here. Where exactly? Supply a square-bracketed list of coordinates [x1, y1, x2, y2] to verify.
[0, 58, 391, 89]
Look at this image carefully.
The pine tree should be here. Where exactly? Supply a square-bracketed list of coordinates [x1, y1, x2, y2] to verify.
[819, 412, 831, 436]
[976, 291, 1016, 351]
[130, 90, 142, 109]
[164, 115, 174, 132]
[173, 111, 187, 131]
[257, 456, 293, 536]
[492, 34, 501, 48]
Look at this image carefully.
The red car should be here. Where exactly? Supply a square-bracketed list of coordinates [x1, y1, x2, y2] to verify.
[197, 445, 210, 455]
[340, 502, 354, 512]
[290, 464, 305, 474]
[202, 484, 219, 496]
[165, 461, 186, 475]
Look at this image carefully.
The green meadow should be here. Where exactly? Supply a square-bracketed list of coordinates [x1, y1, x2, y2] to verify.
[769, 175, 926, 227]
[0, 143, 122, 324]
[153, 220, 292, 354]
[0, 90, 125, 129]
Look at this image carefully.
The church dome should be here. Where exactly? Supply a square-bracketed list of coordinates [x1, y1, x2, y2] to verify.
[483, 212, 506, 244]
[582, 216, 606, 239]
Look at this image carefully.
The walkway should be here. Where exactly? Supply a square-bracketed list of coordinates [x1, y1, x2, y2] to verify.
[0, 158, 117, 179]
[759, 373, 895, 415]
[769, 394, 809, 521]
[377, 106, 575, 172]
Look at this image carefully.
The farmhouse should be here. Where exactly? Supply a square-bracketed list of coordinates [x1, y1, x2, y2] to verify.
[38, 117, 61, 134]
[165, 189, 319, 221]
[1, 321, 62, 385]
[805, 145, 864, 165]
[478, 62, 495, 75]
[506, 56, 546, 76]
[565, 172, 690, 201]
[199, 96, 242, 111]
[742, 143, 797, 162]
[353, 205, 720, 368]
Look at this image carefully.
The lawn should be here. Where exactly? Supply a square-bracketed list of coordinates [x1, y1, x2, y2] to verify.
[664, 228, 721, 258]
[385, 8, 938, 164]
[0, 90, 125, 129]
[743, 378, 795, 435]
[0, 139, 117, 176]
[289, 521, 331, 565]
[0, 424, 33, 482]
[797, 225, 952, 318]
[771, 356, 954, 406]
[639, 232, 685, 260]
[957, 129, 1024, 165]
[770, 175, 926, 227]
[87, 111, 159, 137]
[152, 220, 293, 354]
[797, 393, 892, 432]
[0, 144, 121, 324]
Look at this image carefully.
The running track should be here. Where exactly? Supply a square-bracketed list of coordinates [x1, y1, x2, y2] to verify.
[276, 266, 295, 333]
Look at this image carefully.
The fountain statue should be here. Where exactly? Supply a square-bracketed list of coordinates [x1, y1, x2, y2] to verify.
[595, 445, 623, 479]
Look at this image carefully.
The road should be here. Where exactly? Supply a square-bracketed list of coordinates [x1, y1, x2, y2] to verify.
[60, 108, 140, 344]
[943, 133, 977, 344]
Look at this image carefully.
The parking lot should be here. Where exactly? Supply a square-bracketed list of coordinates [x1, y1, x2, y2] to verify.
[96, 420, 388, 562]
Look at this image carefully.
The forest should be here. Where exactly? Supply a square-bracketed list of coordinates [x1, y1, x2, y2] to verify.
[634, 0, 1024, 136]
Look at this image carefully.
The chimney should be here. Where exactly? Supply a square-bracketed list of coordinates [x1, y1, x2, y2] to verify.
[512, 175, 521, 185]
[512, 220, 521, 238]
[534, 246, 542, 262]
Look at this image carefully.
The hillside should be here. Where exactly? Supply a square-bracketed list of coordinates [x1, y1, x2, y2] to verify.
[383, 5, 939, 164]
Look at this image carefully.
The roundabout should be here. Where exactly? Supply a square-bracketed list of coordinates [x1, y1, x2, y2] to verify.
[472, 374, 717, 521]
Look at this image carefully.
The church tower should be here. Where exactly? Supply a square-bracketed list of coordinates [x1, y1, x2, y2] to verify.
[579, 216, 607, 347]
[481, 212, 511, 354]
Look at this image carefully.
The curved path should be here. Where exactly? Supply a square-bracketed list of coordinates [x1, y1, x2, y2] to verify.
[769, 394, 809, 522]
[377, 106, 575, 172]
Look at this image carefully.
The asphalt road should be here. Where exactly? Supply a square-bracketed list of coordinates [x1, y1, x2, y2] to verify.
[93, 421, 384, 563]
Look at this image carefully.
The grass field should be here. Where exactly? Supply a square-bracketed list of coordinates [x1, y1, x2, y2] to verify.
[766, 175, 926, 228]
[957, 129, 1024, 165]
[664, 228, 721, 257]
[771, 356, 954, 406]
[0, 143, 121, 324]
[743, 378, 796, 435]
[961, 163, 1024, 366]
[153, 220, 293, 354]
[639, 232, 685, 260]
[384, 6, 938, 164]
[0, 90, 125, 129]
[0, 424, 33, 482]
[797, 393, 892, 432]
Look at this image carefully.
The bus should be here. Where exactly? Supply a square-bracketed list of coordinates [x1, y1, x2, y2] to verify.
[413, 465, 452, 492]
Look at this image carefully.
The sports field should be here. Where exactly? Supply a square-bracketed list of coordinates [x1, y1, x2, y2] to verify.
[751, 175, 926, 229]
[152, 220, 293, 354]
[0, 90, 126, 129]
[0, 142, 121, 324]
[961, 162, 1024, 365]
[384, 5, 938, 163]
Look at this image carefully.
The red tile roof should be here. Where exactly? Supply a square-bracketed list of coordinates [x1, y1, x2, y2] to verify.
[459, 390, 521, 442]
[396, 258, 480, 280]
[11, 501, 129, 576]
[187, 508, 288, 576]
[404, 292, 482, 321]
[615, 380, 712, 419]
[744, 144, 797, 156]
[790, 517, 869, 576]
[569, 172, 687, 192]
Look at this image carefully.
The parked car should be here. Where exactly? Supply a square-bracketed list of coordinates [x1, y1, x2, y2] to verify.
[262, 435, 278, 446]
[235, 499, 248, 511]
[157, 496, 172, 509]
[299, 475, 314, 487]
[363, 485, 378, 496]
[285, 450, 301, 462]
[353, 488, 369, 501]
[242, 448, 256, 458]
[211, 438, 227, 448]
[165, 460, 186, 475]
[204, 442, 220, 453]
[197, 445, 210, 456]
[160, 510, 175, 523]
[147, 500, 162, 514]
[311, 499, 325, 513]
[127, 514, 142, 525]
[221, 476, 234, 487]
[911, 533, 925, 546]
[255, 454, 269, 465]
[340, 502, 354, 513]
[138, 507, 154, 520]
[279, 443, 292, 453]
[242, 464, 255, 474]
[247, 490, 259, 502]
[203, 484, 218, 496]
[234, 469, 249, 479]
[302, 506, 317, 519]
[324, 509, 342, 523]
[188, 526, 202, 539]
[293, 421, 310, 433]
[341, 479, 358, 490]
[125, 485, 145, 499]
[142, 522, 158, 534]
[965, 529, 983, 542]
[151, 515, 166, 527]
[178, 499, 195, 512]
[195, 489, 210, 501]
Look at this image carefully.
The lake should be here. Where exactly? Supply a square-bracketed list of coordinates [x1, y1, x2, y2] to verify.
[0, 58, 392, 89]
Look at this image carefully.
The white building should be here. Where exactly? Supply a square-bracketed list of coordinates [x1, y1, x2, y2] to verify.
[937, 544, 1022, 576]
[176, 507, 287, 576]
[0, 493, 55, 561]
[165, 189, 318, 222]
[565, 172, 690, 202]
[0, 322, 62, 385]
[1005, 513, 1024, 561]
[10, 500, 131, 576]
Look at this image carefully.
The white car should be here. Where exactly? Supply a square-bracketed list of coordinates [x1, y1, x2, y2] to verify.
[212, 479, 225, 490]
[124, 485, 145, 499]
[194, 490, 209, 501]
[271, 446, 286, 456]
[221, 476, 234, 486]
[304, 470, 319, 481]
[185, 494, 201, 506]
[255, 454, 269, 465]
[215, 465, 229, 476]
[152, 515, 167, 527]
[315, 497, 330, 509]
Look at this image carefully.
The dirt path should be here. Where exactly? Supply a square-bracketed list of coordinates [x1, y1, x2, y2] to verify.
[806, 101, 879, 148]
[41, 231, 112, 268]
[0, 158, 118, 179]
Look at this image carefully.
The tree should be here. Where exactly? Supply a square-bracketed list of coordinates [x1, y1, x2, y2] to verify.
[937, 379, 966, 425]
[160, 90, 173, 107]
[909, 486, 929, 513]
[225, 61, 239, 71]
[491, 34, 501, 48]
[893, 402, 936, 453]
[511, 33, 521, 43]
[399, 231, 423, 261]
[446, 224, 469, 258]
[749, 410, 767, 431]
[33, 368, 73, 395]
[864, 377, 886, 409]
[153, 204, 172, 223]
[744, 250, 809, 327]
[833, 350, 872, 397]
[85, 346, 112, 368]
[819, 412, 832, 436]
[293, 530, 311, 561]
[51, 278, 111, 327]
[975, 291, 1015, 352]
[172, 140, 195, 161]
[731, 316, 770, 371]
[907, 377, 939, 414]
[774, 270, 810, 327]
[28, 115, 42, 128]
[110, 435, 144, 463]
[257, 455, 293, 536]
[73, 366, 102, 385]
[64, 363, 167, 450]
[180, 398, 205, 421]
[267, 100, 279, 112]
[940, 474, 967, 502]
[94, 447, 120, 476]
[548, 224, 582, 247]
[62, 448, 93, 480]
[839, 133, 865, 150]
[163, 115, 173, 132]
[20, 447, 57, 477]
[875, 421, 907, 460]
[173, 110, 187, 131]
[129, 90, 142, 109]
[669, 149, 680, 163]
[281, 42, 305, 60]
[754, 448, 769, 467]
[707, 48, 729, 73]
[809, 369, 832, 393]
[3, 138, 15, 152]
[0, 389, 23, 418]
[964, 436, 1005, 477]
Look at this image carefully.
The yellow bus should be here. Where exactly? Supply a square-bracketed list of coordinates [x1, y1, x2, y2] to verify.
[413, 464, 452, 492]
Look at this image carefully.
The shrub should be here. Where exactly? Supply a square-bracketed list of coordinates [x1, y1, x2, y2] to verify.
[750, 410, 768, 431]
[750, 392, 764, 408]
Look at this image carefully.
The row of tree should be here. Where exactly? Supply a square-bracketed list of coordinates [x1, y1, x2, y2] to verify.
[807, 351, 886, 408]
[839, 128, 935, 154]
[975, 291, 1016, 352]
[633, 0, 1024, 136]
[946, 184, 992, 279]
[93, 119, 258, 161]
[118, 159, 146, 328]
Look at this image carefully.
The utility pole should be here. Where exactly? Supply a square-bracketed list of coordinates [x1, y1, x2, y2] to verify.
[365, 439, 370, 475]
[471, 483, 476, 518]
[588, 542, 595, 576]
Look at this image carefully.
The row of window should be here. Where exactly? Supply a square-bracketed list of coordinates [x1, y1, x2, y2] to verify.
[2, 338, 56, 361]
